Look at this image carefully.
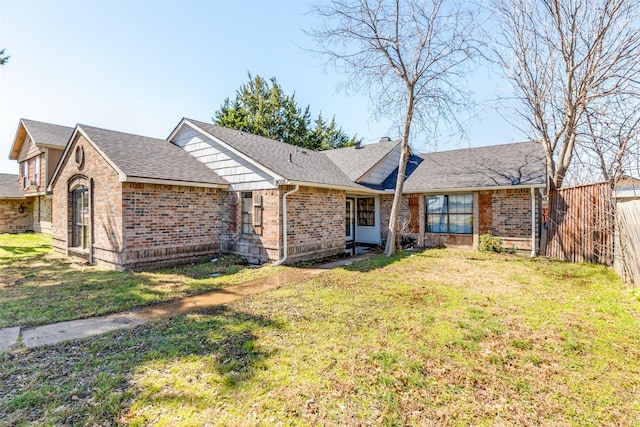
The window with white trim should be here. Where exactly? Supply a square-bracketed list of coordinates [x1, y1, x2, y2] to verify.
[357, 197, 375, 226]
[22, 161, 28, 189]
[34, 156, 40, 187]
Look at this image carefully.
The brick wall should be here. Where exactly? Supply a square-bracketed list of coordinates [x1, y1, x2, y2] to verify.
[121, 183, 228, 269]
[0, 199, 32, 233]
[284, 186, 345, 262]
[225, 189, 281, 264]
[31, 195, 53, 234]
[490, 188, 539, 251]
[52, 135, 123, 267]
[382, 189, 539, 251]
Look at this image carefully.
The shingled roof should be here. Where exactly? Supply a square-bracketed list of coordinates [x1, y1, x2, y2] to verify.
[80, 124, 228, 186]
[49, 125, 229, 190]
[0, 174, 25, 199]
[403, 141, 546, 193]
[9, 119, 74, 159]
[21, 119, 74, 148]
[324, 138, 401, 182]
[184, 119, 363, 190]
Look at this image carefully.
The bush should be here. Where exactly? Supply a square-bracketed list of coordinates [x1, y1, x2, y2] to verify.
[479, 232, 504, 253]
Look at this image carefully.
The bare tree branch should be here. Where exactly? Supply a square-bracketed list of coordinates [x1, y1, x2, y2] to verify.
[308, 0, 482, 255]
[491, 0, 640, 190]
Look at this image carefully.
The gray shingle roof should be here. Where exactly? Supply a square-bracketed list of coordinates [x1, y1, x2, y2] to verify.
[403, 141, 546, 192]
[78, 125, 228, 186]
[186, 119, 362, 189]
[324, 139, 401, 181]
[22, 119, 74, 148]
[0, 174, 25, 199]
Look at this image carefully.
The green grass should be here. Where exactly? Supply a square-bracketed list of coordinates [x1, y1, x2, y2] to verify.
[1, 242, 640, 425]
[0, 233, 291, 328]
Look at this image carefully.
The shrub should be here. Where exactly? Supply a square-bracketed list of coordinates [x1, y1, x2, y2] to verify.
[479, 232, 504, 253]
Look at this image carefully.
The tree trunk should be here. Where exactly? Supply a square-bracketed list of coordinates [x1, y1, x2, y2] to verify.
[385, 90, 415, 256]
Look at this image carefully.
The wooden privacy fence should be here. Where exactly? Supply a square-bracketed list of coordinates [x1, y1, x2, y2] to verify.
[546, 183, 615, 265]
[615, 199, 640, 285]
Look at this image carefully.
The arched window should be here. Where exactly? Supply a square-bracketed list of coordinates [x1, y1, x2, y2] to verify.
[71, 185, 90, 249]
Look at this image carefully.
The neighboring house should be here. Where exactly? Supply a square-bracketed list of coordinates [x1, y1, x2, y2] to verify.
[0, 173, 31, 233]
[7, 119, 74, 234]
[7, 117, 546, 270]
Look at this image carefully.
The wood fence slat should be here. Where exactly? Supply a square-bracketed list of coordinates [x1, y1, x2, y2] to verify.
[546, 183, 614, 266]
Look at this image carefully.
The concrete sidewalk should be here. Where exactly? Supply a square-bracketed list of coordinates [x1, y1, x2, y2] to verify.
[0, 252, 376, 352]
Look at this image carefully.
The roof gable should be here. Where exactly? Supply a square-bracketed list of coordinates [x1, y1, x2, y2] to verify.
[324, 139, 401, 182]
[403, 141, 546, 192]
[9, 119, 73, 160]
[178, 119, 364, 190]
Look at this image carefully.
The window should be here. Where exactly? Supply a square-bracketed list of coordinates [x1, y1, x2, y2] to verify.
[357, 198, 375, 226]
[34, 156, 40, 187]
[22, 161, 28, 189]
[72, 186, 90, 249]
[241, 192, 253, 234]
[426, 194, 473, 234]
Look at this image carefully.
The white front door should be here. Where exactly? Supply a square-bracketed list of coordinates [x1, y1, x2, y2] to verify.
[346, 198, 355, 241]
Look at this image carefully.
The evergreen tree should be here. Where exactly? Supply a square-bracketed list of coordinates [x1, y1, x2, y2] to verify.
[0, 49, 9, 65]
[214, 73, 355, 150]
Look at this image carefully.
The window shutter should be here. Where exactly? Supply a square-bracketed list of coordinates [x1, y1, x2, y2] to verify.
[253, 194, 263, 235]
[229, 193, 238, 233]
[408, 196, 419, 233]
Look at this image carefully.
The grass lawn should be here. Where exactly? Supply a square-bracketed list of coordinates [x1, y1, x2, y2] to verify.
[0, 233, 291, 328]
[1, 238, 640, 425]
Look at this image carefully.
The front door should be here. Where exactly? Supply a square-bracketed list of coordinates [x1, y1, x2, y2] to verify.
[346, 198, 355, 241]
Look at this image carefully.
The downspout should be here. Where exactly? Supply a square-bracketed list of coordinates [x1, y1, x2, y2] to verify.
[530, 186, 536, 257]
[273, 184, 299, 266]
[89, 178, 95, 265]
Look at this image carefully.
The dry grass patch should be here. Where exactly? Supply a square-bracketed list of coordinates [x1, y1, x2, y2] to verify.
[1, 249, 639, 425]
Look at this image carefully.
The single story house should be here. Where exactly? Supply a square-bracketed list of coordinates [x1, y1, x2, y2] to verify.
[4, 117, 546, 270]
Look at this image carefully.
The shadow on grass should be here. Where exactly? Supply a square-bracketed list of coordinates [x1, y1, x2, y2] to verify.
[0, 306, 282, 425]
[341, 250, 419, 273]
[0, 244, 51, 256]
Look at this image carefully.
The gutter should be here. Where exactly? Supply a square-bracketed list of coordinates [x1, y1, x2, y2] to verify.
[273, 184, 299, 266]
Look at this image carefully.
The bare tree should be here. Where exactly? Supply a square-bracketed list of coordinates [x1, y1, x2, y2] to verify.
[309, 0, 481, 255]
[582, 96, 640, 188]
[491, 0, 640, 191]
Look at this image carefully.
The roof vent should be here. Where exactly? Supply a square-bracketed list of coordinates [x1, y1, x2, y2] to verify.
[289, 153, 293, 162]
[380, 136, 391, 142]
[354, 141, 363, 149]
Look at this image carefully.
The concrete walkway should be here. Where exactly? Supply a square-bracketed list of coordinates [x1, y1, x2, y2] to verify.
[0, 252, 376, 352]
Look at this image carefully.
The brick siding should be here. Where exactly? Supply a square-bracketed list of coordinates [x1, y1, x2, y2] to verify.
[121, 183, 227, 269]
[52, 135, 122, 266]
[0, 199, 32, 233]
[31, 196, 53, 234]
[284, 186, 345, 262]
[385, 189, 540, 251]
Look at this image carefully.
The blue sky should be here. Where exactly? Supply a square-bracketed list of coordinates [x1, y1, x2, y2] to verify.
[0, 0, 526, 174]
